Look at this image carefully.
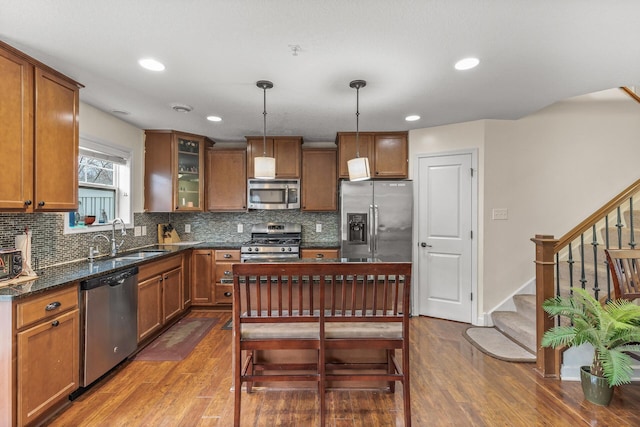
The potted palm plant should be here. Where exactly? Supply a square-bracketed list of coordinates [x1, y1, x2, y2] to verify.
[541, 288, 640, 405]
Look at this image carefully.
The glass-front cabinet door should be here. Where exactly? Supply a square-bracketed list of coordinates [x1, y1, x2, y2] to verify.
[176, 135, 204, 211]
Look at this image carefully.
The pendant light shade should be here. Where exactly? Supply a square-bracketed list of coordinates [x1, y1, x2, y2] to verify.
[255, 80, 276, 179]
[347, 79, 371, 181]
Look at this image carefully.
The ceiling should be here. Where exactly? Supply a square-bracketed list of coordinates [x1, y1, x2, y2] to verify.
[1, 0, 639, 143]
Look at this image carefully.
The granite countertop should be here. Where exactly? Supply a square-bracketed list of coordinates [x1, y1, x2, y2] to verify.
[0, 240, 340, 301]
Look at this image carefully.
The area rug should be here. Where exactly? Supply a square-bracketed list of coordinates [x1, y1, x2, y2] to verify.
[221, 319, 233, 330]
[134, 317, 218, 361]
[463, 327, 536, 363]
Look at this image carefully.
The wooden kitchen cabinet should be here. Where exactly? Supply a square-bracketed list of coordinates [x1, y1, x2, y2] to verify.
[302, 147, 337, 211]
[137, 254, 184, 343]
[191, 249, 239, 307]
[246, 136, 302, 178]
[192, 249, 214, 305]
[0, 41, 81, 212]
[301, 248, 340, 260]
[207, 149, 247, 211]
[337, 131, 408, 179]
[214, 250, 240, 305]
[0, 284, 80, 427]
[144, 130, 214, 212]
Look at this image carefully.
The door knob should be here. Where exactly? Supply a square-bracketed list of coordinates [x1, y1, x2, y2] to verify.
[420, 242, 432, 248]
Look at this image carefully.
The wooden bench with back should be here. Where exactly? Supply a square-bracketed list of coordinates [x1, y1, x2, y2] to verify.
[232, 261, 412, 427]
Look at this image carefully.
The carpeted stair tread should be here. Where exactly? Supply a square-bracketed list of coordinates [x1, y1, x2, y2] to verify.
[513, 294, 536, 323]
[463, 327, 535, 362]
[491, 311, 536, 354]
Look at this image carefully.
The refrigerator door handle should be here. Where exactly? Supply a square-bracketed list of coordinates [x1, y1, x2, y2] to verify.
[369, 204, 375, 255]
[373, 204, 379, 253]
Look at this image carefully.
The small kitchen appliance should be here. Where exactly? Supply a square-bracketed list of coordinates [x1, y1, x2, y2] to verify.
[241, 223, 302, 262]
[0, 248, 22, 281]
[247, 179, 300, 210]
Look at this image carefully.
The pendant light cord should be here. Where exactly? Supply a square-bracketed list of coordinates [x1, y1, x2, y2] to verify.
[355, 85, 360, 158]
[262, 85, 267, 156]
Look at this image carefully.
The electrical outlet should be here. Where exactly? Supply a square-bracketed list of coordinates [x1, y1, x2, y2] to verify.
[134, 226, 141, 237]
[492, 208, 508, 220]
[185, 224, 191, 233]
[316, 223, 322, 232]
[142, 225, 147, 236]
[237, 223, 243, 233]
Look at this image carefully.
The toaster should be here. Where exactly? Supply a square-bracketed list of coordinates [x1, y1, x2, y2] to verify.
[0, 249, 23, 281]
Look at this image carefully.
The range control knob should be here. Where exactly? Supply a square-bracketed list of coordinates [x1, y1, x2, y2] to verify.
[281, 247, 286, 252]
[288, 247, 292, 252]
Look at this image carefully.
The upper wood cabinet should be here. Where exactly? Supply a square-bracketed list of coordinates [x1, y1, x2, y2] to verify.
[337, 131, 408, 179]
[144, 130, 214, 212]
[302, 148, 338, 211]
[0, 41, 81, 212]
[207, 149, 247, 211]
[246, 136, 302, 178]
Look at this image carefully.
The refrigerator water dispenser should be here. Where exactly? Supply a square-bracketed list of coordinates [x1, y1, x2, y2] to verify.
[347, 213, 368, 244]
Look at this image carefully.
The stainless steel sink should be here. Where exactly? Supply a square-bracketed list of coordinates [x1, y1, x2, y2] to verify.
[114, 250, 168, 261]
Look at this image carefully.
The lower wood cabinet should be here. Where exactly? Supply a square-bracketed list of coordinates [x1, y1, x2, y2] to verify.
[301, 248, 340, 260]
[0, 284, 80, 427]
[191, 248, 239, 306]
[137, 254, 184, 343]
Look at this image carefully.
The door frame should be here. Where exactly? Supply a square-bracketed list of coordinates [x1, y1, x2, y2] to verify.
[412, 148, 479, 325]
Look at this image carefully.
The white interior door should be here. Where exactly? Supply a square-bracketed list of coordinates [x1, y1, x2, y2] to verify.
[416, 152, 474, 323]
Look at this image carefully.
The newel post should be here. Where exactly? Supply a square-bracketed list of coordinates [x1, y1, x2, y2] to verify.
[532, 234, 559, 377]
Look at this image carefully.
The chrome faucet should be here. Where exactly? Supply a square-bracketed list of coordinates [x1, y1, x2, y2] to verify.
[110, 218, 127, 256]
[90, 218, 127, 258]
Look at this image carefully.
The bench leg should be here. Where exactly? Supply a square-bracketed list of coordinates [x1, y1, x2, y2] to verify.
[387, 349, 396, 393]
[403, 348, 411, 427]
[234, 348, 242, 426]
[246, 350, 254, 393]
[319, 348, 326, 427]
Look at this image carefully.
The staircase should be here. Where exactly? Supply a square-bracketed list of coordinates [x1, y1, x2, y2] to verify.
[492, 294, 536, 354]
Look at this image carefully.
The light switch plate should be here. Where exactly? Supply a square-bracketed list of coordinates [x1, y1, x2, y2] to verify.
[492, 208, 508, 220]
[142, 225, 147, 236]
[237, 223, 243, 233]
[134, 226, 141, 237]
[316, 223, 322, 232]
[185, 224, 191, 233]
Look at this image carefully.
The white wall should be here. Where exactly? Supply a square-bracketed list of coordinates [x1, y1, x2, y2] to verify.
[79, 102, 145, 213]
[410, 90, 640, 316]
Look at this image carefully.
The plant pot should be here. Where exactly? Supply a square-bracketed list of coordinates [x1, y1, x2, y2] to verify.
[580, 366, 614, 406]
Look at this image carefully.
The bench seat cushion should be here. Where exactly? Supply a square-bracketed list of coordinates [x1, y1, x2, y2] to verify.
[241, 322, 319, 339]
[325, 322, 402, 339]
[241, 321, 402, 340]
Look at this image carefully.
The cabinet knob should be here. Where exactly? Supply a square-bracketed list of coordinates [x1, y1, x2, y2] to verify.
[224, 254, 232, 259]
[224, 292, 232, 297]
[24, 200, 32, 206]
[224, 270, 231, 275]
[51, 320, 60, 327]
[38, 201, 45, 207]
[316, 254, 324, 258]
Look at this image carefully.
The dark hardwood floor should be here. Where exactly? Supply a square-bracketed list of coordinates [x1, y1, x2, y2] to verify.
[46, 310, 640, 426]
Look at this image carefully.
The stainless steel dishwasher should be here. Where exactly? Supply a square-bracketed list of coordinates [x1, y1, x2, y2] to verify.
[80, 266, 138, 387]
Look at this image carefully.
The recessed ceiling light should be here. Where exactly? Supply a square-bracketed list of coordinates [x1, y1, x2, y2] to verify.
[454, 57, 480, 71]
[171, 103, 193, 113]
[207, 116, 222, 122]
[405, 115, 420, 122]
[138, 58, 165, 71]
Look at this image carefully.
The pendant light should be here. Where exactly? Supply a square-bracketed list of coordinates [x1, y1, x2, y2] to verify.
[254, 80, 276, 179]
[347, 79, 371, 181]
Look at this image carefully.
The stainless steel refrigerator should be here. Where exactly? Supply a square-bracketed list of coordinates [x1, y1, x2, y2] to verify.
[340, 180, 413, 261]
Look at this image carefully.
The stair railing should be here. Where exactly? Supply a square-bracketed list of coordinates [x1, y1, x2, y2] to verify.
[533, 177, 640, 377]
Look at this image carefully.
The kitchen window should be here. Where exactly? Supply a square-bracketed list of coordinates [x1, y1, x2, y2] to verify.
[64, 137, 132, 234]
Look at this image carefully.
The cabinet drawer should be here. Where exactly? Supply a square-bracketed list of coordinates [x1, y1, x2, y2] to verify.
[16, 285, 78, 330]
[301, 248, 340, 260]
[215, 263, 235, 283]
[215, 284, 233, 304]
[215, 250, 240, 261]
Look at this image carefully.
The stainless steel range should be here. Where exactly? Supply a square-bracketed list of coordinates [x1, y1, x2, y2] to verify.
[241, 223, 301, 262]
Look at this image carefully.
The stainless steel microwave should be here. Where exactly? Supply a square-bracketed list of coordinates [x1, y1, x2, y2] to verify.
[247, 179, 300, 210]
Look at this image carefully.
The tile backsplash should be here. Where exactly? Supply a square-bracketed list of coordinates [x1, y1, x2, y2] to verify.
[0, 211, 339, 270]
